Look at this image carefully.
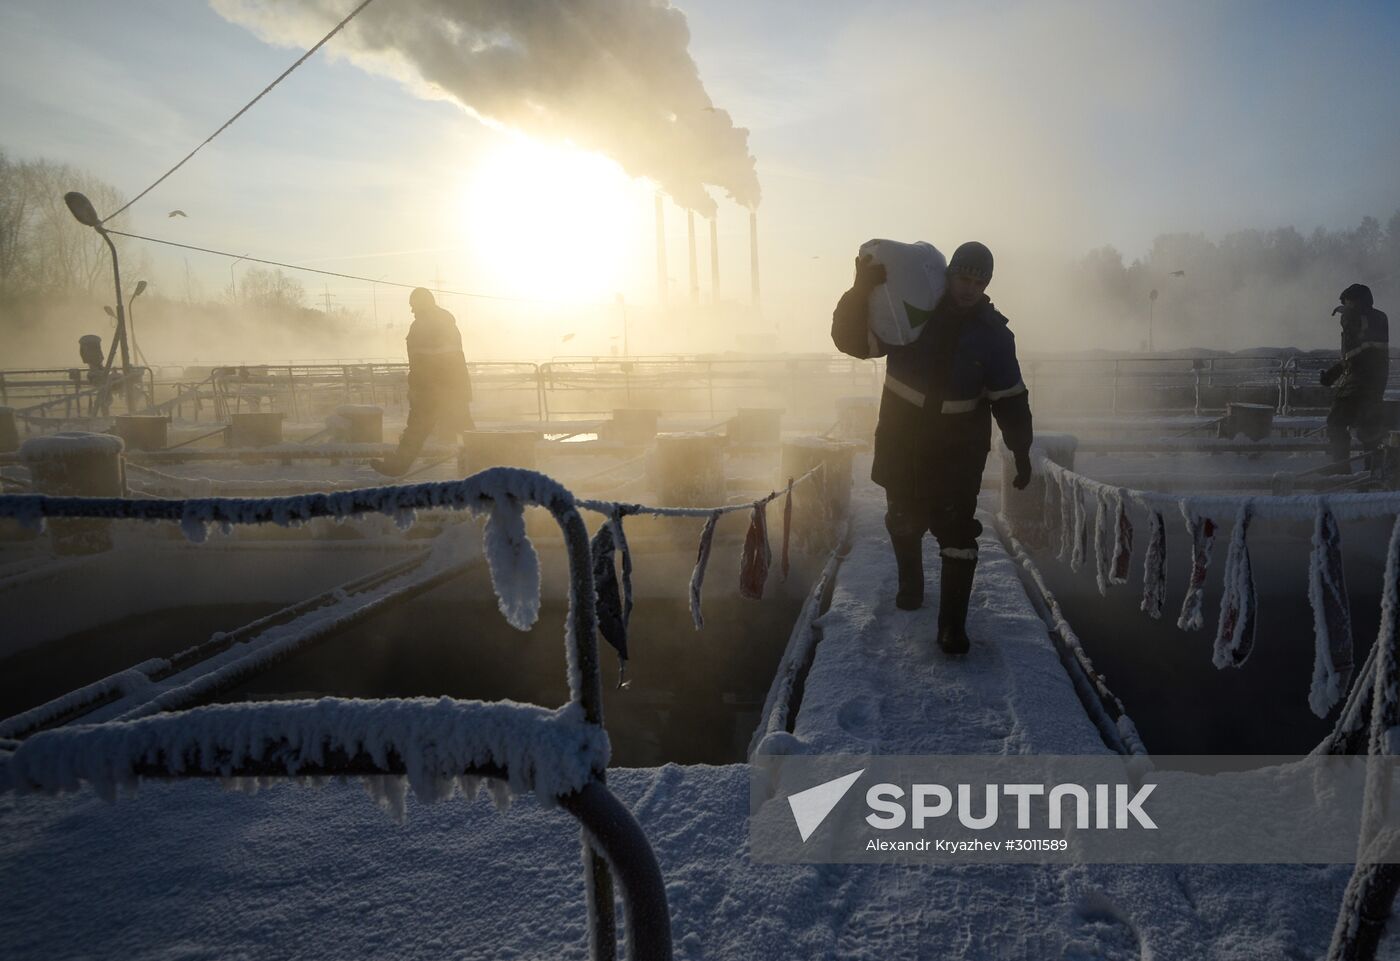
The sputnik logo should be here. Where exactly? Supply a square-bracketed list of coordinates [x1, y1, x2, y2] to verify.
[787, 769, 864, 842]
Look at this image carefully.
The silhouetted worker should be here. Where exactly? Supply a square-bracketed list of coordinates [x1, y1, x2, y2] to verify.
[372, 287, 473, 477]
[831, 241, 1033, 655]
[1319, 283, 1389, 474]
[77, 334, 111, 415]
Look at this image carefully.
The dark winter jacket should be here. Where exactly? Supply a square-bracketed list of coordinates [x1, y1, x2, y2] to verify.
[1325, 287, 1389, 400]
[831, 285, 1033, 498]
[406, 304, 472, 401]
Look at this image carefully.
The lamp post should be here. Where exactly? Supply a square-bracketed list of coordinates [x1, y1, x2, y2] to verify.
[128, 280, 149, 370]
[64, 191, 137, 413]
[230, 254, 249, 303]
[1148, 288, 1159, 354]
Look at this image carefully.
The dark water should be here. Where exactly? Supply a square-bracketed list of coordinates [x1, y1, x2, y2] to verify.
[0, 603, 283, 719]
[220, 595, 802, 766]
[1026, 521, 1384, 755]
[2, 591, 802, 767]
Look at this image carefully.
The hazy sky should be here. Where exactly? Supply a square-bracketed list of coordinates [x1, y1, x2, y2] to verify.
[2, 0, 1398, 356]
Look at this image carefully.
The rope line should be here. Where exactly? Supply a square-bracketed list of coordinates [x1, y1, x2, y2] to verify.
[106, 229, 564, 305]
[102, 0, 378, 224]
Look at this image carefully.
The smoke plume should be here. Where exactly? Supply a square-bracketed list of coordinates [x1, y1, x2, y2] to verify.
[212, 0, 760, 214]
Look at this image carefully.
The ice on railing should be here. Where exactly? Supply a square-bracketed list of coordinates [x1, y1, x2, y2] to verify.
[0, 697, 609, 822]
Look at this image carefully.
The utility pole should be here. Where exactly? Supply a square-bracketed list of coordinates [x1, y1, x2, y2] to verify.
[1148, 288, 1158, 353]
[322, 283, 335, 316]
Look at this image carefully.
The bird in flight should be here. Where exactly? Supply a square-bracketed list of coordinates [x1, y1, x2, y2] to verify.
[1169, 269, 1185, 277]
[168, 210, 188, 218]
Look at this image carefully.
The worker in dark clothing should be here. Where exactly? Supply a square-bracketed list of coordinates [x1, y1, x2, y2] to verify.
[77, 334, 111, 415]
[832, 241, 1033, 655]
[372, 287, 474, 477]
[1320, 283, 1389, 474]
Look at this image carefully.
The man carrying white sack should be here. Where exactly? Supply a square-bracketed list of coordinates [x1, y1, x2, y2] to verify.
[831, 240, 1033, 655]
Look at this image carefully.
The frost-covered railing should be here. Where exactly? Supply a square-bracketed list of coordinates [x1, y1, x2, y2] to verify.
[0, 467, 673, 961]
[1032, 455, 1400, 961]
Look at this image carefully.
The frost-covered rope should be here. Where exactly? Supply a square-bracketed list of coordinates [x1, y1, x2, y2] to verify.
[577, 461, 825, 520]
[1034, 453, 1400, 523]
[0, 468, 575, 533]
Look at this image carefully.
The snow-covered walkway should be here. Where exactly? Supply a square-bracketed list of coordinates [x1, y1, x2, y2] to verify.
[785, 475, 1108, 757]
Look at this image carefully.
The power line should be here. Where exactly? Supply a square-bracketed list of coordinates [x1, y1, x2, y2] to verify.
[106, 228, 562, 305]
[102, 0, 377, 224]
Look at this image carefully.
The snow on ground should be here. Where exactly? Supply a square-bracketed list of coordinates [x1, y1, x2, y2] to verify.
[0, 768, 1370, 960]
[786, 476, 1108, 756]
[0, 457, 1390, 960]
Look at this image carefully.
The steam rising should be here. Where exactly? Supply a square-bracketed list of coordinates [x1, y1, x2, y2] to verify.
[212, 0, 760, 214]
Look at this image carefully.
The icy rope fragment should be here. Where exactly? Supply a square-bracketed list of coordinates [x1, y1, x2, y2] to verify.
[1369, 514, 1400, 757]
[1213, 501, 1257, 668]
[1057, 471, 1074, 561]
[689, 510, 721, 630]
[1176, 508, 1216, 632]
[1070, 478, 1088, 573]
[1111, 490, 1134, 585]
[482, 493, 541, 631]
[739, 500, 772, 600]
[781, 476, 794, 581]
[1140, 510, 1167, 619]
[1093, 489, 1113, 596]
[590, 522, 627, 667]
[1308, 502, 1355, 717]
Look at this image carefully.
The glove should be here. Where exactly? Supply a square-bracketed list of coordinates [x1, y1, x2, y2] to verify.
[1320, 364, 1342, 387]
[1012, 451, 1033, 491]
[853, 254, 887, 293]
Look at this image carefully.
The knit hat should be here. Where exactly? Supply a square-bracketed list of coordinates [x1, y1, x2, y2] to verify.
[947, 241, 994, 283]
[1338, 283, 1373, 309]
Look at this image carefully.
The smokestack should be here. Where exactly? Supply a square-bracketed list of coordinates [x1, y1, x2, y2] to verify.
[709, 214, 720, 304]
[655, 193, 667, 306]
[749, 208, 760, 307]
[687, 210, 699, 304]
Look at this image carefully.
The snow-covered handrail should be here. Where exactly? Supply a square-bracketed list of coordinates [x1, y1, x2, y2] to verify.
[0, 468, 575, 531]
[0, 697, 608, 810]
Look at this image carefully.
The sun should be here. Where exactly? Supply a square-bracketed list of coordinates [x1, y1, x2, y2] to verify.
[459, 134, 645, 304]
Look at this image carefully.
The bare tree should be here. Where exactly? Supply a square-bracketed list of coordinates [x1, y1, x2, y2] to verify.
[239, 266, 306, 312]
[0, 151, 128, 298]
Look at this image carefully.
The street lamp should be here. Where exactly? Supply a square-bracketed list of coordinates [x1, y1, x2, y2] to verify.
[64, 191, 138, 413]
[128, 279, 149, 370]
[1148, 288, 1159, 354]
[230, 254, 249, 304]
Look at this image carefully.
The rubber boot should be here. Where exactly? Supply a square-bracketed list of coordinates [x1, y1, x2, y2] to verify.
[936, 555, 977, 655]
[370, 455, 412, 478]
[891, 535, 924, 610]
[1320, 435, 1352, 476]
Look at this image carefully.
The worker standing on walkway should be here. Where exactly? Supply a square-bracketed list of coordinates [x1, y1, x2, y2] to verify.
[1320, 283, 1389, 474]
[831, 241, 1033, 655]
[372, 287, 474, 477]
